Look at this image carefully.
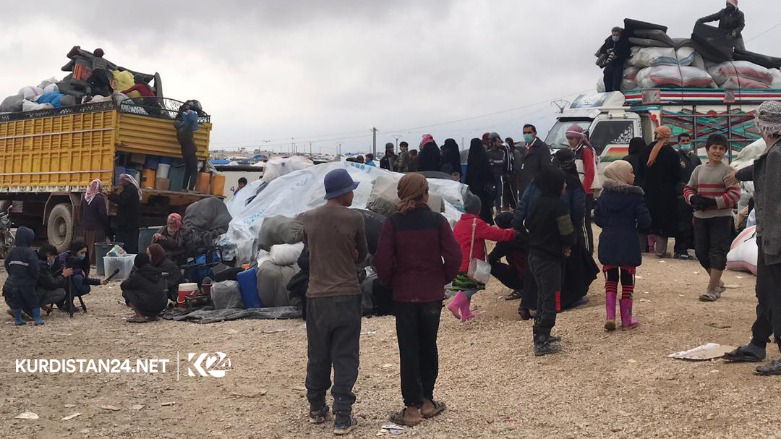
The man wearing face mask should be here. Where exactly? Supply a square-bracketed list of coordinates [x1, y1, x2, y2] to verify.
[596, 27, 631, 92]
[697, 0, 746, 51]
[33, 243, 72, 316]
[674, 133, 701, 260]
[515, 124, 552, 202]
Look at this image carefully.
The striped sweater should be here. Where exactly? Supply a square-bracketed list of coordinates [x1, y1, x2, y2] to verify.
[683, 161, 740, 219]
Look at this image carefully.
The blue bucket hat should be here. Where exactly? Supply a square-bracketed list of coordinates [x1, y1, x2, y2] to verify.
[324, 169, 359, 200]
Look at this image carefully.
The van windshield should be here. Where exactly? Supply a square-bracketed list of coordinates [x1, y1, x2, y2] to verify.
[544, 120, 591, 150]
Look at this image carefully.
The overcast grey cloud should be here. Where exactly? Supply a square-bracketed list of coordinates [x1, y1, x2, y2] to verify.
[0, 0, 779, 154]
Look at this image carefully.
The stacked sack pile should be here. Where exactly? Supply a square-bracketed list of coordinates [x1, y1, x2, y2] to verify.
[599, 19, 781, 92]
[0, 45, 157, 114]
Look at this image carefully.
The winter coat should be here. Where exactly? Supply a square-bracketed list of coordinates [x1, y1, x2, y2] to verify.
[121, 264, 168, 316]
[53, 251, 101, 287]
[3, 227, 39, 290]
[440, 144, 461, 176]
[699, 8, 745, 37]
[108, 184, 141, 230]
[36, 251, 67, 292]
[597, 36, 632, 66]
[638, 144, 681, 236]
[453, 213, 515, 272]
[155, 226, 185, 262]
[677, 149, 702, 193]
[513, 180, 586, 232]
[417, 142, 442, 172]
[379, 154, 398, 172]
[81, 193, 108, 231]
[515, 138, 552, 199]
[375, 206, 461, 303]
[157, 256, 184, 301]
[594, 180, 652, 267]
[739, 140, 781, 265]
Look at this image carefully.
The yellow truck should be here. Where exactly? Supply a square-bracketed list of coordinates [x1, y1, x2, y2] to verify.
[0, 98, 213, 251]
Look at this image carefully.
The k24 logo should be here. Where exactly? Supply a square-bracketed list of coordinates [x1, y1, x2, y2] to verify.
[188, 352, 232, 378]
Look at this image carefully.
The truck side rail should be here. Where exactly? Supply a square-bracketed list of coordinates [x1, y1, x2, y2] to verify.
[0, 98, 210, 124]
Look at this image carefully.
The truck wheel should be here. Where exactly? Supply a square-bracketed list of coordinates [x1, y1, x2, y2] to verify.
[47, 203, 73, 253]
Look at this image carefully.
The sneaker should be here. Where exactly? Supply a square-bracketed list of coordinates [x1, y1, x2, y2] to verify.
[534, 338, 562, 357]
[755, 358, 781, 376]
[673, 253, 693, 260]
[309, 405, 329, 424]
[333, 415, 357, 435]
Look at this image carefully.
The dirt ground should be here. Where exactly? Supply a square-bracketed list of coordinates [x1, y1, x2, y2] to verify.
[2, 249, 781, 439]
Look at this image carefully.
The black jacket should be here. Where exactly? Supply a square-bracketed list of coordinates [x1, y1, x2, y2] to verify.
[597, 36, 632, 66]
[157, 257, 184, 301]
[3, 227, 39, 289]
[515, 138, 552, 198]
[36, 252, 67, 291]
[526, 195, 576, 261]
[379, 154, 397, 172]
[109, 184, 141, 230]
[121, 264, 168, 314]
[677, 149, 702, 186]
[81, 193, 108, 231]
[417, 142, 442, 172]
[699, 8, 745, 37]
[594, 181, 652, 267]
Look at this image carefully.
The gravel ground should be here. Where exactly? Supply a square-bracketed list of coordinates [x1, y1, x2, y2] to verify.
[2, 252, 781, 438]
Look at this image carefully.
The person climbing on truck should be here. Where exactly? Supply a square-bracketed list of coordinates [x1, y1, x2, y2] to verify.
[596, 27, 631, 92]
[697, 0, 746, 51]
[175, 102, 200, 192]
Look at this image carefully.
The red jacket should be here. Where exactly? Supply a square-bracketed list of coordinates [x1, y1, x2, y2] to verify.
[375, 206, 462, 303]
[453, 214, 515, 272]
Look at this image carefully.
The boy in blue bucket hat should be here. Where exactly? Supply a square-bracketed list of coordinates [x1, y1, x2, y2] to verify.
[300, 168, 368, 435]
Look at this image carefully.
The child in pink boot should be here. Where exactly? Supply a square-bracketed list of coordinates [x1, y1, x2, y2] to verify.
[594, 160, 651, 331]
[449, 192, 515, 322]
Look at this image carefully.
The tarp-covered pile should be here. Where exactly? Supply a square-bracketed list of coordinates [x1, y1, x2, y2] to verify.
[0, 45, 158, 114]
[598, 19, 781, 92]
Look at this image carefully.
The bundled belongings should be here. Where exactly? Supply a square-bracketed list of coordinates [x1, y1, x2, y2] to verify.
[691, 23, 734, 63]
[733, 49, 781, 70]
[257, 216, 304, 252]
[709, 61, 775, 89]
[257, 260, 299, 308]
[180, 197, 232, 256]
[727, 226, 757, 275]
[211, 280, 244, 310]
[636, 65, 717, 89]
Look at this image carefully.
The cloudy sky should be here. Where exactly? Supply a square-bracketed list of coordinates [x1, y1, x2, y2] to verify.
[1, 0, 779, 154]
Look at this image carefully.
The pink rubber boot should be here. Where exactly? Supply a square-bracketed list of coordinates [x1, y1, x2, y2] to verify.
[447, 291, 467, 320]
[619, 298, 640, 330]
[459, 296, 475, 322]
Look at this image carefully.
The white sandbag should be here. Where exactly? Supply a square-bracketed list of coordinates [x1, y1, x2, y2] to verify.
[720, 77, 771, 89]
[262, 156, 315, 183]
[269, 242, 305, 266]
[708, 61, 774, 86]
[691, 52, 706, 70]
[623, 66, 639, 80]
[630, 47, 677, 69]
[0, 95, 24, 113]
[42, 83, 59, 94]
[37, 77, 58, 89]
[675, 47, 696, 67]
[22, 100, 54, 112]
[220, 162, 468, 264]
[636, 66, 716, 89]
[621, 79, 638, 91]
[596, 77, 606, 93]
[18, 86, 43, 100]
[727, 226, 757, 275]
[257, 261, 299, 307]
[769, 69, 781, 89]
[211, 280, 244, 309]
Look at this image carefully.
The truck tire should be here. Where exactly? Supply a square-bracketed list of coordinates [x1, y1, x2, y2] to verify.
[47, 203, 74, 253]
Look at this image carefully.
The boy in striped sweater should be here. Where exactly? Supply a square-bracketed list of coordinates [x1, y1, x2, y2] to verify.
[683, 134, 740, 302]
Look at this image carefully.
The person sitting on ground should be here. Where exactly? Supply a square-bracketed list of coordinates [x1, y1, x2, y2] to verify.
[2, 227, 43, 326]
[375, 173, 461, 427]
[525, 165, 576, 356]
[53, 240, 107, 311]
[683, 134, 740, 302]
[449, 191, 515, 322]
[147, 243, 183, 302]
[34, 243, 72, 316]
[121, 253, 167, 323]
[488, 212, 528, 301]
[153, 213, 185, 264]
[594, 161, 652, 331]
[697, 0, 746, 51]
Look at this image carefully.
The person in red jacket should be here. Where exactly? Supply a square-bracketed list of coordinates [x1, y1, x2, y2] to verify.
[375, 173, 461, 427]
[448, 191, 515, 322]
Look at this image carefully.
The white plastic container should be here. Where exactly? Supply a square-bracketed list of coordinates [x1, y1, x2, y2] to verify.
[157, 163, 171, 179]
[103, 254, 136, 282]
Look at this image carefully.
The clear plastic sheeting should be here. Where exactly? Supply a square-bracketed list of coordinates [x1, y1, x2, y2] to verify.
[221, 162, 469, 264]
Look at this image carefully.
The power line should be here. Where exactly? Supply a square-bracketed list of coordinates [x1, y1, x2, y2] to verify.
[746, 20, 781, 43]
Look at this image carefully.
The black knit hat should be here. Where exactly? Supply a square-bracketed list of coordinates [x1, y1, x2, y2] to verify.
[535, 165, 566, 197]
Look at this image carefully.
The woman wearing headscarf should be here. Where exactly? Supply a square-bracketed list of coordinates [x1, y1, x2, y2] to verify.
[108, 173, 142, 254]
[375, 173, 461, 427]
[439, 138, 462, 178]
[465, 138, 496, 225]
[81, 179, 108, 265]
[551, 149, 598, 310]
[637, 126, 681, 258]
[147, 243, 184, 301]
[121, 252, 167, 323]
[153, 213, 185, 263]
[416, 134, 442, 173]
[565, 125, 600, 252]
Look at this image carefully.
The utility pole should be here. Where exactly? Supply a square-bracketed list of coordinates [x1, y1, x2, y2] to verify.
[392, 134, 401, 151]
[338, 143, 342, 156]
[309, 142, 312, 156]
[291, 137, 295, 155]
[372, 127, 377, 156]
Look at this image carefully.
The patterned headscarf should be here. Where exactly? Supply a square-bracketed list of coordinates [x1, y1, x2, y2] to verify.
[420, 134, 434, 148]
[167, 213, 182, 235]
[755, 101, 781, 138]
[647, 126, 673, 167]
[396, 173, 429, 214]
[119, 173, 143, 200]
[85, 179, 102, 205]
[565, 125, 594, 150]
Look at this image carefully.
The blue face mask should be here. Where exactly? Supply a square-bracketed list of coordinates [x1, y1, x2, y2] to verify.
[523, 134, 534, 144]
[77, 253, 86, 261]
[611, 35, 620, 42]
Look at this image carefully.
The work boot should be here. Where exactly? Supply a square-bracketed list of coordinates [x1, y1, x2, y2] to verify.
[605, 291, 617, 331]
[32, 307, 44, 326]
[534, 335, 562, 357]
[755, 358, 781, 376]
[447, 291, 467, 320]
[724, 343, 766, 363]
[309, 404, 329, 424]
[619, 298, 639, 330]
[333, 414, 358, 435]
